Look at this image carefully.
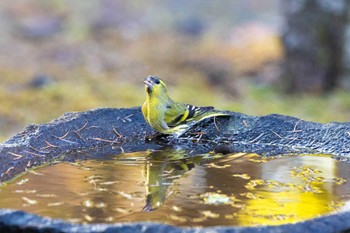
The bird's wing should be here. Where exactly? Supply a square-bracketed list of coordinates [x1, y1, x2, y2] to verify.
[184, 104, 214, 121]
[165, 103, 214, 127]
[164, 103, 187, 127]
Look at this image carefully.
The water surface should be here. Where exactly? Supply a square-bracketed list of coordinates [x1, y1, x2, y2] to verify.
[0, 151, 349, 226]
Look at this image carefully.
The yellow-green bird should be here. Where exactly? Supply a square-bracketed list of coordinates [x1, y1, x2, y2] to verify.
[142, 75, 229, 137]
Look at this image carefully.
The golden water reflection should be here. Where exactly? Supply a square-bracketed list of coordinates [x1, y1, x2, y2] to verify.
[0, 151, 349, 227]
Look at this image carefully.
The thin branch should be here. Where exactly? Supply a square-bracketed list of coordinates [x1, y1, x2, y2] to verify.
[91, 137, 119, 143]
[249, 133, 265, 143]
[4, 166, 14, 175]
[24, 150, 46, 157]
[288, 120, 303, 133]
[213, 116, 221, 133]
[29, 145, 50, 154]
[8, 152, 23, 160]
[123, 114, 134, 121]
[270, 130, 283, 139]
[41, 140, 59, 150]
[243, 120, 249, 127]
[52, 136, 77, 144]
[196, 133, 204, 142]
[76, 121, 89, 132]
[85, 125, 100, 130]
[72, 130, 85, 141]
[54, 131, 70, 139]
[113, 127, 123, 138]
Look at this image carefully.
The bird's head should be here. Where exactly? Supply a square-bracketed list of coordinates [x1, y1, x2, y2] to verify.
[143, 75, 168, 98]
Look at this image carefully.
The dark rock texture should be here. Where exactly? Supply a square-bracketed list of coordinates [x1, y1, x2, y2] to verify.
[1, 107, 350, 182]
[0, 107, 350, 232]
[0, 209, 350, 233]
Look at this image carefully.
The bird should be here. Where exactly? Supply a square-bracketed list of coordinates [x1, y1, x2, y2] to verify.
[142, 75, 229, 137]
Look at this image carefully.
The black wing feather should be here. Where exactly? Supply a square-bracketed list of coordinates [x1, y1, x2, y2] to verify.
[184, 104, 214, 122]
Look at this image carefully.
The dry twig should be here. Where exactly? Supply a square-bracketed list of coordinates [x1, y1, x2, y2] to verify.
[213, 116, 221, 133]
[29, 145, 50, 154]
[91, 137, 119, 143]
[8, 152, 23, 160]
[24, 150, 45, 157]
[270, 130, 283, 139]
[76, 121, 89, 132]
[113, 127, 123, 138]
[243, 120, 249, 127]
[52, 135, 77, 144]
[41, 140, 59, 150]
[4, 166, 14, 175]
[249, 133, 265, 143]
[55, 131, 70, 139]
[288, 120, 303, 133]
[122, 114, 134, 122]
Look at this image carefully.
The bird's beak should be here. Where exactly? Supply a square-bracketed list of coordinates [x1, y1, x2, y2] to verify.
[143, 79, 153, 87]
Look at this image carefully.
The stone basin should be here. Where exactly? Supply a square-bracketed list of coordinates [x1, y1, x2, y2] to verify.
[0, 107, 350, 233]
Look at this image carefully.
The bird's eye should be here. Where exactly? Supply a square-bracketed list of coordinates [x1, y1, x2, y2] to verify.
[155, 80, 160, 84]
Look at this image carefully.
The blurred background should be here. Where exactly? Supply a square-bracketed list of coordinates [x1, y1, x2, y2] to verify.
[1, 0, 350, 142]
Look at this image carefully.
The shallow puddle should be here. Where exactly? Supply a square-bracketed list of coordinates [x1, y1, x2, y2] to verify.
[0, 151, 349, 226]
